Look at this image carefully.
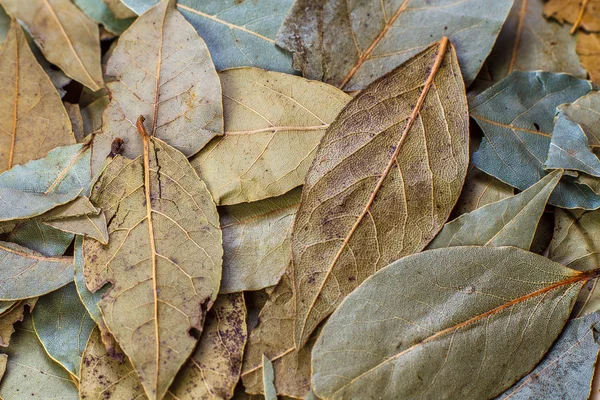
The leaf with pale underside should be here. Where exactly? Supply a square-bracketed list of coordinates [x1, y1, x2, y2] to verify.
[190, 67, 350, 205]
[241, 272, 313, 398]
[0, 314, 78, 399]
[0, 21, 75, 175]
[101, 0, 223, 159]
[544, 0, 600, 33]
[83, 119, 222, 400]
[292, 38, 469, 347]
[102, 0, 136, 18]
[498, 311, 600, 399]
[429, 170, 562, 250]
[311, 246, 588, 399]
[0, 0, 103, 91]
[73, 0, 134, 35]
[262, 355, 277, 400]
[0, 298, 36, 347]
[471, 71, 600, 209]
[0, 142, 92, 222]
[276, 0, 513, 90]
[0, 241, 73, 301]
[32, 283, 96, 377]
[121, 0, 296, 73]
[473, 0, 586, 92]
[219, 187, 300, 294]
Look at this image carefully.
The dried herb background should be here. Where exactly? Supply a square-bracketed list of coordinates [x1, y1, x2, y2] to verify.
[2, 0, 600, 399]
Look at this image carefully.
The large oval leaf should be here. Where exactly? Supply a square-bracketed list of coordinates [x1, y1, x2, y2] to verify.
[0, 21, 74, 175]
[101, 0, 223, 159]
[292, 38, 469, 347]
[83, 121, 222, 400]
[190, 67, 350, 205]
[312, 246, 588, 399]
[276, 0, 513, 90]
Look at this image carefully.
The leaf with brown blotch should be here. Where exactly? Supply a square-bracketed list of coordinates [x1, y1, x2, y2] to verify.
[190, 67, 350, 205]
[577, 32, 600, 85]
[83, 117, 222, 400]
[0, 298, 36, 347]
[0, 0, 103, 91]
[311, 246, 590, 399]
[0, 21, 75, 175]
[219, 187, 300, 294]
[101, 0, 223, 159]
[241, 272, 313, 399]
[291, 38, 469, 348]
[544, 0, 600, 33]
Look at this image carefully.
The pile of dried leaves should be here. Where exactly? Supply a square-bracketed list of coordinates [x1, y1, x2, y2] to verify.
[3, 0, 600, 399]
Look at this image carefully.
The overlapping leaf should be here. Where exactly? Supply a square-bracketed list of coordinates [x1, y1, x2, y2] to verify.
[101, 0, 223, 159]
[0, 0, 103, 90]
[73, 0, 135, 35]
[545, 0, 600, 33]
[191, 67, 350, 205]
[276, 0, 513, 90]
[0, 298, 36, 347]
[262, 355, 277, 400]
[83, 122, 222, 400]
[292, 38, 469, 347]
[311, 246, 588, 399]
[577, 32, 600, 84]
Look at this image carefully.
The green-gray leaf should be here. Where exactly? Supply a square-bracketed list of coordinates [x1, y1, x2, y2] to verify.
[262, 355, 277, 400]
[276, 0, 513, 90]
[73, 0, 134, 35]
[121, 0, 295, 73]
[312, 246, 586, 399]
[498, 312, 600, 399]
[5, 221, 74, 256]
[471, 71, 598, 209]
[429, 170, 561, 250]
[32, 283, 96, 377]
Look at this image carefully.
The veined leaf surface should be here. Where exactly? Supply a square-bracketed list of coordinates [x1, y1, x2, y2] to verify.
[291, 38, 469, 347]
[312, 246, 588, 399]
[83, 118, 222, 400]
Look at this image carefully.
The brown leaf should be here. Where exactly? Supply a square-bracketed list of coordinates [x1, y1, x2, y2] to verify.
[291, 38, 469, 347]
[577, 32, 600, 84]
[0, 298, 36, 347]
[545, 0, 600, 33]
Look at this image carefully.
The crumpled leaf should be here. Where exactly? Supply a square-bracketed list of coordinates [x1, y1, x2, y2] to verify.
[32, 283, 96, 377]
[73, 0, 134, 35]
[0, 298, 36, 347]
[311, 246, 587, 399]
[429, 170, 562, 250]
[191, 67, 350, 205]
[219, 187, 300, 294]
[471, 71, 599, 209]
[0, 0, 103, 91]
[577, 32, 600, 84]
[0, 314, 78, 399]
[121, 0, 296, 73]
[0, 241, 73, 300]
[498, 311, 600, 399]
[292, 38, 469, 347]
[0, 21, 75, 175]
[276, 0, 513, 90]
[262, 355, 277, 400]
[102, 0, 136, 18]
[101, 0, 223, 159]
[241, 271, 313, 398]
[83, 120, 222, 400]
[0, 142, 92, 222]
[472, 0, 586, 96]
[544, 0, 600, 33]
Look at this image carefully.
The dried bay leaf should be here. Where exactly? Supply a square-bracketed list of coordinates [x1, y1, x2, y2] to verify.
[0, 4, 8, 46]
[4, 220, 74, 257]
[83, 119, 222, 400]
[0, 298, 36, 347]
[545, 0, 600, 33]
[32, 283, 96, 377]
[311, 246, 588, 399]
[292, 38, 469, 347]
[0, 0, 103, 91]
[101, 0, 223, 159]
[498, 311, 600, 399]
[0, 354, 5, 383]
[0, 241, 73, 300]
[276, 0, 513, 90]
[0, 314, 78, 399]
[429, 170, 562, 250]
[73, 0, 134, 35]
[577, 32, 600, 84]
[219, 187, 300, 294]
[262, 355, 277, 400]
[43, 212, 108, 245]
[121, 0, 296, 73]
[81, 96, 109, 137]
[65, 103, 85, 143]
[102, 0, 136, 19]
[0, 21, 74, 175]
[471, 71, 600, 209]
[191, 67, 350, 205]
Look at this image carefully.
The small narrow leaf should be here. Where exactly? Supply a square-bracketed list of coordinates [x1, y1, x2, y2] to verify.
[101, 0, 223, 159]
[0, 21, 75, 174]
[262, 355, 277, 400]
[0, 0, 103, 90]
[292, 38, 469, 347]
[190, 67, 350, 205]
[83, 117, 222, 400]
[312, 246, 588, 399]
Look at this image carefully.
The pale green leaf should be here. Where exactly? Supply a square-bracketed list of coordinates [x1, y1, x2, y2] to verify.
[262, 355, 277, 400]
[73, 0, 134, 35]
[5, 220, 73, 257]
